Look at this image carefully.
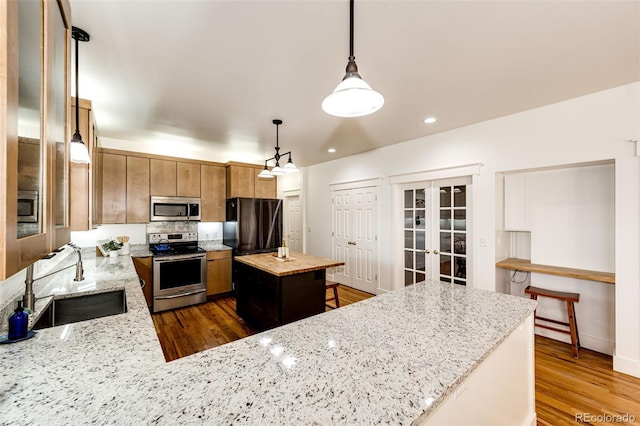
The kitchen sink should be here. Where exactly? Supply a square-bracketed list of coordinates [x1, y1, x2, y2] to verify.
[33, 289, 127, 329]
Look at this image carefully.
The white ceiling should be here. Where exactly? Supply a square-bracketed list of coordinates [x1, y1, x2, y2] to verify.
[69, 0, 640, 167]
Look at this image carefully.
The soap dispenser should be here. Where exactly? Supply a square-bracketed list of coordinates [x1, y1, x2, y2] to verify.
[8, 301, 28, 340]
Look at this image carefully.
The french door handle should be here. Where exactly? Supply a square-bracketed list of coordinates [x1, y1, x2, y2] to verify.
[424, 249, 430, 254]
[434, 250, 440, 255]
[347, 241, 356, 245]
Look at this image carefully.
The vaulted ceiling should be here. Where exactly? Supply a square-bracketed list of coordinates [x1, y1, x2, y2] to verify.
[69, 0, 640, 167]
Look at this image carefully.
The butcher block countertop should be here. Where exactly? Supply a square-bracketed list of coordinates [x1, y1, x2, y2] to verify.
[234, 251, 345, 276]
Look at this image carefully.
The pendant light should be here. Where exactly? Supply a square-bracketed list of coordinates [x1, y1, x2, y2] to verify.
[70, 26, 91, 164]
[259, 119, 298, 178]
[322, 0, 383, 118]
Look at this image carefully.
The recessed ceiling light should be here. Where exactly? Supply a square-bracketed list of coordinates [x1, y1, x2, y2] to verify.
[328, 148, 336, 153]
[424, 116, 437, 124]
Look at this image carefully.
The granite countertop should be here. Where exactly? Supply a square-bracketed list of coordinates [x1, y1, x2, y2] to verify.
[235, 251, 345, 276]
[0, 251, 536, 425]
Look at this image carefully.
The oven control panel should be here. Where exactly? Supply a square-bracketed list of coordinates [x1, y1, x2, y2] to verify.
[148, 232, 198, 244]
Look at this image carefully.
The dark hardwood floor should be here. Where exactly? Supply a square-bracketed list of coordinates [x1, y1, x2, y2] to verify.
[151, 285, 640, 425]
[151, 283, 373, 362]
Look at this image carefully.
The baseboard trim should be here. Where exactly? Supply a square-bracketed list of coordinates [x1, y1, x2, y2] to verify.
[613, 353, 640, 378]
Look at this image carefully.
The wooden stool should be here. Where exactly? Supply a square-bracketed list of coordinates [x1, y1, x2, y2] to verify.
[326, 282, 340, 309]
[524, 285, 581, 358]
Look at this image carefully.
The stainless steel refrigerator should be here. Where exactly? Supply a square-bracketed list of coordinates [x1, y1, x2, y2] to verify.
[223, 198, 283, 255]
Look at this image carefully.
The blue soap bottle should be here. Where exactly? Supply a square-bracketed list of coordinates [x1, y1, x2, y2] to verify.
[8, 301, 28, 340]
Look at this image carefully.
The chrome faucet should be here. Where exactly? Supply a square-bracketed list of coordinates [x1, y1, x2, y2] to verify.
[22, 243, 85, 311]
[72, 245, 85, 282]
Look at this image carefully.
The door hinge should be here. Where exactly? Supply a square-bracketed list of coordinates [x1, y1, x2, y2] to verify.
[375, 274, 378, 281]
[375, 235, 377, 241]
[332, 231, 334, 237]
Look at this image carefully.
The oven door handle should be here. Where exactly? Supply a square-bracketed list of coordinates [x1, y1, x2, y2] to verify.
[153, 254, 205, 263]
[155, 289, 206, 300]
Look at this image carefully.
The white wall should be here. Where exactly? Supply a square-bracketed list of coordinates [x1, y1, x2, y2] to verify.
[298, 82, 640, 377]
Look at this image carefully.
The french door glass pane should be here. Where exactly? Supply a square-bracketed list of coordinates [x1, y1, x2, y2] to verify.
[416, 231, 425, 250]
[454, 209, 466, 230]
[454, 186, 466, 207]
[440, 187, 451, 207]
[416, 251, 425, 272]
[415, 189, 425, 208]
[440, 254, 451, 276]
[440, 232, 451, 253]
[440, 209, 451, 230]
[416, 209, 425, 229]
[404, 190, 413, 208]
[404, 230, 413, 249]
[454, 233, 466, 254]
[405, 251, 414, 269]
[405, 270, 414, 286]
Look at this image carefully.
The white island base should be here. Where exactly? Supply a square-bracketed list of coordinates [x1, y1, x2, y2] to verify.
[421, 314, 535, 426]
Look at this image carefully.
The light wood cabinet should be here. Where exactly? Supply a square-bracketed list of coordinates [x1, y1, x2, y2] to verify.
[226, 162, 277, 199]
[254, 168, 277, 198]
[150, 159, 177, 196]
[126, 156, 150, 223]
[206, 251, 232, 296]
[177, 162, 201, 197]
[0, 0, 72, 279]
[132, 256, 153, 308]
[101, 153, 127, 223]
[201, 165, 226, 222]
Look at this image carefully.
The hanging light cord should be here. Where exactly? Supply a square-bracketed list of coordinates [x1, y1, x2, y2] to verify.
[344, 0, 360, 79]
[73, 33, 80, 137]
[71, 27, 90, 141]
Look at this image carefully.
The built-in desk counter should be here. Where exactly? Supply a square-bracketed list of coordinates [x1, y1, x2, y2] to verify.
[496, 257, 615, 284]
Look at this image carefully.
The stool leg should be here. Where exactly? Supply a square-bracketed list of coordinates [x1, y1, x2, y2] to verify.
[333, 285, 340, 308]
[567, 301, 580, 359]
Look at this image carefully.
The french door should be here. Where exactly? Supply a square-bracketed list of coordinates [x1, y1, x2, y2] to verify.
[402, 177, 470, 286]
[333, 187, 377, 294]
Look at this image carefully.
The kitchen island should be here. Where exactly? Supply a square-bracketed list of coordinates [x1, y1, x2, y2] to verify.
[0, 250, 537, 425]
[233, 251, 344, 329]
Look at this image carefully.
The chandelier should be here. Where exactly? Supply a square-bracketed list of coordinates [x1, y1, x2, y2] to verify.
[258, 119, 298, 178]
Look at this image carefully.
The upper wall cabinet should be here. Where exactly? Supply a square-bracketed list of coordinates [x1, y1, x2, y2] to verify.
[226, 162, 277, 199]
[0, 0, 72, 279]
[504, 174, 531, 231]
[150, 159, 201, 198]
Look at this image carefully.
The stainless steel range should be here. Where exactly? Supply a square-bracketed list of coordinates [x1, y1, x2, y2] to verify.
[149, 232, 206, 313]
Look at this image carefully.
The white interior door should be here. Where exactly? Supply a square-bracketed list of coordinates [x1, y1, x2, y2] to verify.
[402, 177, 470, 286]
[285, 194, 302, 252]
[333, 190, 352, 286]
[333, 187, 377, 294]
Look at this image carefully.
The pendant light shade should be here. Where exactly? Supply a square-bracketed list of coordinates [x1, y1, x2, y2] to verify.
[70, 26, 91, 164]
[322, 0, 383, 117]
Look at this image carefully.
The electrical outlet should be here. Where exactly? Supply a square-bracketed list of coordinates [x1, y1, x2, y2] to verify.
[212, 232, 218, 239]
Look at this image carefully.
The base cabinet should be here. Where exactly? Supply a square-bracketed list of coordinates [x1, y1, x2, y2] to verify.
[234, 261, 326, 330]
[206, 251, 232, 296]
[132, 256, 153, 308]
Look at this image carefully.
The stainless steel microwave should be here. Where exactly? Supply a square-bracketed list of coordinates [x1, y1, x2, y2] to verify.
[18, 190, 39, 223]
[150, 196, 201, 222]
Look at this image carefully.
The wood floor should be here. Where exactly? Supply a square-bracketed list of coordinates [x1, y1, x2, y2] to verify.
[152, 285, 640, 425]
[151, 284, 372, 362]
